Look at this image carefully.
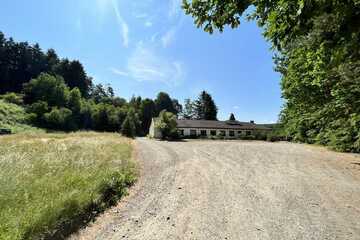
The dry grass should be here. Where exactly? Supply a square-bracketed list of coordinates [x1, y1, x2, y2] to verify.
[0, 132, 136, 240]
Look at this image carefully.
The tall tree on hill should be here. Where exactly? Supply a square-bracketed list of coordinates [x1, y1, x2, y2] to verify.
[194, 91, 218, 120]
[0, 34, 48, 93]
[0, 31, 93, 96]
[54, 59, 92, 97]
[45, 49, 60, 71]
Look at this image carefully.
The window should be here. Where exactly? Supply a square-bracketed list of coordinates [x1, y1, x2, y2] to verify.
[229, 131, 235, 137]
[200, 130, 207, 136]
[246, 131, 252, 136]
[220, 130, 226, 136]
[238, 131, 242, 135]
[210, 130, 217, 136]
[179, 129, 184, 136]
[190, 130, 197, 136]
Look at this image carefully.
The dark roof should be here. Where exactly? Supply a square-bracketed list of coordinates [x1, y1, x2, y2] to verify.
[175, 119, 271, 130]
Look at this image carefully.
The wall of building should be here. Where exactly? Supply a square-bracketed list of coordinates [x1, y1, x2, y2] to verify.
[149, 118, 162, 139]
[178, 128, 263, 138]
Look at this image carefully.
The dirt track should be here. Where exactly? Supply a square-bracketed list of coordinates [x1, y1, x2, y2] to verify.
[71, 139, 360, 240]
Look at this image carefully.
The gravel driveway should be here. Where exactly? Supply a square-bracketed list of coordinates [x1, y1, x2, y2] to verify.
[71, 139, 360, 240]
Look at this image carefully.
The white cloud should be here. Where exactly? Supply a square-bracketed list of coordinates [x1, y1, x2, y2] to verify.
[145, 21, 153, 27]
[111, 0, 129, 47]
[110, 67, 129, 77]
[233, 106, 240, 110]
[111, 42, 185, 86]
[161, 28, 176, 48]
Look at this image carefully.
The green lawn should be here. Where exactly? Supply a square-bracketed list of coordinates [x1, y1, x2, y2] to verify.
[0, 132, 136, 240]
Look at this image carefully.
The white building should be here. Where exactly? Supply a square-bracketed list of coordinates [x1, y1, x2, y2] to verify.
[149, 118, 271, 139]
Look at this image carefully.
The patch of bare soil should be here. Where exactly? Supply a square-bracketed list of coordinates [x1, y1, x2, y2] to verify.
[70, 139, 360, 240]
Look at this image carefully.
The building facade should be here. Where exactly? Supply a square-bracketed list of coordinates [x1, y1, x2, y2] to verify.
[149, 118, 271, 139]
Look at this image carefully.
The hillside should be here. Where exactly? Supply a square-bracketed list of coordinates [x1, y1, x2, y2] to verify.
[0, 100, 42, 133]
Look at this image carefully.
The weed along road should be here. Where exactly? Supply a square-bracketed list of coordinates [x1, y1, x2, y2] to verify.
[71, 139, 360, 240]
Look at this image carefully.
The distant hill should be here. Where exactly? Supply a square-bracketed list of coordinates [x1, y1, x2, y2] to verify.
[0, 100, 43, 133]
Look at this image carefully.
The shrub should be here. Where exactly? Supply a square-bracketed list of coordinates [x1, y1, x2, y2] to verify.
[155, 110, 178, 140]
[26, 101, 49, 125]
[44, 107, 74, 130]
[0, 92, 23, 105]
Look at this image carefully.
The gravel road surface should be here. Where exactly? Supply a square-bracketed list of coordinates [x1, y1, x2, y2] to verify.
[71, 139, 360, 240]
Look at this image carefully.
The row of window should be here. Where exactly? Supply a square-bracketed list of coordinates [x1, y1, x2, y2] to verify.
[180, 129, 252, 137]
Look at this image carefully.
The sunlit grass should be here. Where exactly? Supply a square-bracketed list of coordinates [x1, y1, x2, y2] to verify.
[0, 132, 136, 240]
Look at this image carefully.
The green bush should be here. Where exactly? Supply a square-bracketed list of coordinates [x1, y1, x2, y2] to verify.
[0, 100, 41, 133]
[155, 110, 178, 140]
[0, 93, 23, 105]
[44, 107, 74, 131]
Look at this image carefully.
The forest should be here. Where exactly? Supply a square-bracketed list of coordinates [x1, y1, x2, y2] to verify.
[0, 31, 221, 137]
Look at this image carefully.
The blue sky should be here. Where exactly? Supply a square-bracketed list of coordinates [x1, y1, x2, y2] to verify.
[0, 0, 282, 122]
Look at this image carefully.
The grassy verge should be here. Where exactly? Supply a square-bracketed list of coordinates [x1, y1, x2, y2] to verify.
[0, 132, 137, 240]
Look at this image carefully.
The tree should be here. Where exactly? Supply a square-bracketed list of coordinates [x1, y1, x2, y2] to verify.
[44, 107, 74, 130]
[68, 88, 82, 114]
[26, 101, 49, 126]
[194, 91, 218, 120]
[172, 99, 183, 115]
[0, 32, 93, 95]
[181, 98, 195, 119]
[155, 110, 178, 140]
[155, 92, 176, 115]
[23, 73, 69, 107]
[229, 113, 236, 121]
[140, 98, 156, 134]
[90, 84, 115, 104]
[183, 1, 360, 152]
[54, 59, 92, 97]
[121, 108, 138, 138]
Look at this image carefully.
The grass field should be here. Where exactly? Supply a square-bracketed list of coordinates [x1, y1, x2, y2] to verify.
[0, 132, 136, 240]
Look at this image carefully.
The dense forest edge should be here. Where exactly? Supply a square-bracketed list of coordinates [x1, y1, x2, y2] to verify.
[0, 31, 187, 137]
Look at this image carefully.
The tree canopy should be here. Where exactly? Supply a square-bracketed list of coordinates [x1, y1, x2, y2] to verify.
[0, 32, 93, 96]
[229, 113, 236, 121]
[183, 0, 360, 152]
[194, 91, 218, 120]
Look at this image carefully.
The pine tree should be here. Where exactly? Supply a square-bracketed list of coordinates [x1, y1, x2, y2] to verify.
[229, 113, 236, 121]
[194, 91, 218, 120]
